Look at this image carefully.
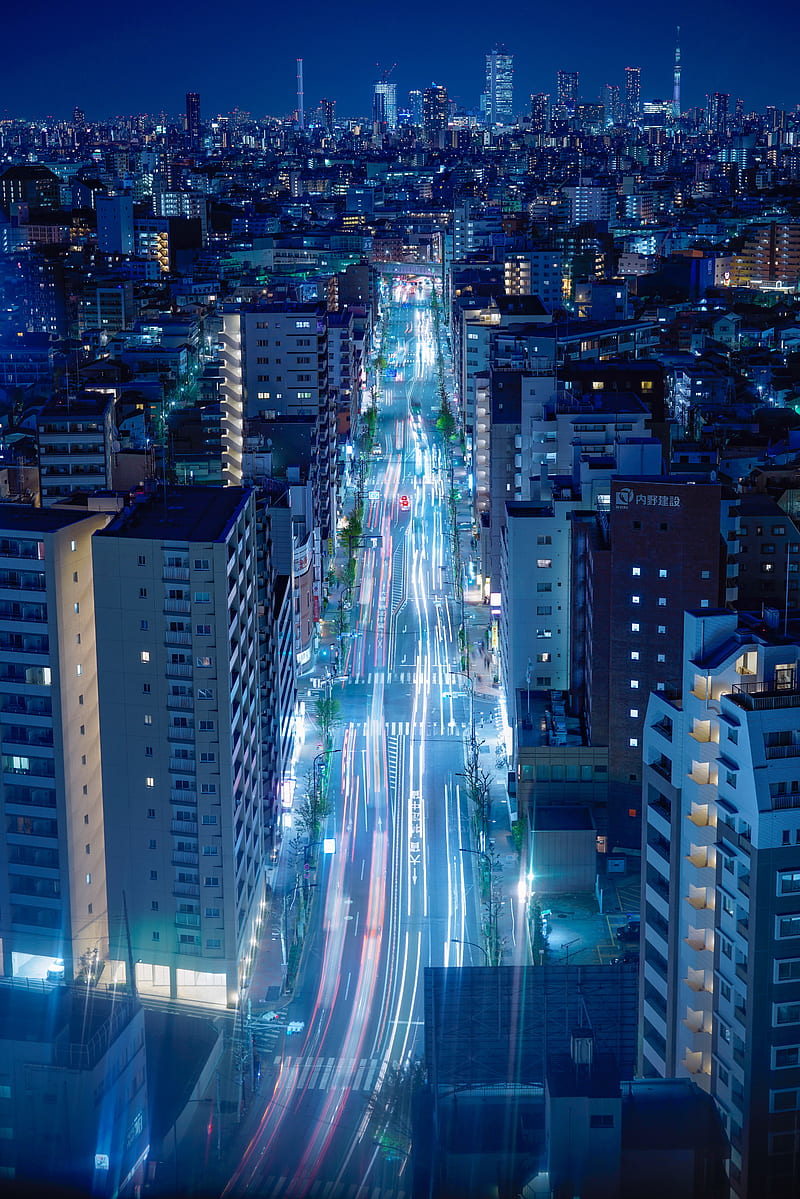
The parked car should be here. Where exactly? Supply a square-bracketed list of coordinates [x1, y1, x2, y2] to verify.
[611, 949, 640, 965]
[615, 918, 641, 944]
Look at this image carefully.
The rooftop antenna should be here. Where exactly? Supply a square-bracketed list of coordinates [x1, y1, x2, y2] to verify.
[296, 58, 305, 131]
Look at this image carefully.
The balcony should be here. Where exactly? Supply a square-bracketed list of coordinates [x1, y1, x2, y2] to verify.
[765, 743, 800, 759]
[171, 820, 198, 835]
[172, 850, 198, 866]
[168, 726, 193, 742]
[175, 912, 200, 929]
[170, 789, 196, 805]
[172, 882, 200, 898]
[165, 631, 192, 647]
[167, 695, 193, 710]
[728, 678, 800, 712]
[163, 567, 190, 582]
[166, 663, 193, 679]
[164, 600, 191, 616]
[686, 885, 710, 910]
[688, 803, 710, 827]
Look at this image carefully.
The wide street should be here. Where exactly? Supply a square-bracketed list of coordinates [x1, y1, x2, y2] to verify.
[224, 278, 503, 1198]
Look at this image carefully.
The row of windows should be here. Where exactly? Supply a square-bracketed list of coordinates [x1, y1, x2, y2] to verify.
[151, 931, 222, 947]
[141, 652, 213, 667]
[136, 557, 210, 570]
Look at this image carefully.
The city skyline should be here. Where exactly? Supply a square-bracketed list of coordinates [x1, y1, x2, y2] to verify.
[2, 0, 797, 121]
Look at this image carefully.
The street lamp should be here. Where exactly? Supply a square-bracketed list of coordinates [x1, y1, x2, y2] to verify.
[312, 747, 342, 803]
[450, 937, 489, 965]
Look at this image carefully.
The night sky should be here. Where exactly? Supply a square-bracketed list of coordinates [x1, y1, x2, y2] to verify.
[4, 0, 797, 120]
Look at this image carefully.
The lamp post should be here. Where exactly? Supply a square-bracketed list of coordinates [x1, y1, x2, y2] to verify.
[450, 937, 489, 965]
[312, 747, 341, 809]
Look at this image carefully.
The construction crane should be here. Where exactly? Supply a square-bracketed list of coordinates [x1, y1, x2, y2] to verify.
[375, 62, 397, 82]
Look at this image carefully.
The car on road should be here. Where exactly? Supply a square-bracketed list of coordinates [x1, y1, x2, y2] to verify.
[399, 494, 411, 511]
[615, 918, 641, 943]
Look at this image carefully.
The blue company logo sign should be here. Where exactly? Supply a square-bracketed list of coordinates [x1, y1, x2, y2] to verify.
[615, 487, 681, 510]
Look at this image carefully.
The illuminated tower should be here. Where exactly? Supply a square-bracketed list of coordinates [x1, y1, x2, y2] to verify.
[185, 92, 200, 150]
[296, 58, 305, 131]
[373, 81, 397, 130]
[485, 47, 514, 126]
[672, 26, 681, 119]
[624, 66, 641, 121]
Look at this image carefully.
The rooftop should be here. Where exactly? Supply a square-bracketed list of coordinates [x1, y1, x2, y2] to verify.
[96, 486, 250, 544]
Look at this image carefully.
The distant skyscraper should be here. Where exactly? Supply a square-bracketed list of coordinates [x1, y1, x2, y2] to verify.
[530, 92, 550, 133]
[422, 84, 449, 146]
[484, 47, 513, 126]
[373, 81, 397, 131]
[709, 91, 729, 134]
[557, 70, 578, 111]
[603, 83, 621, 127]
[408, 90, 424, 127]
[672, 26, 681, 119]
[320, 98, 335, 133]
[185, 92, 200, 150]
[624, 67, 641, 121]
[296, 58, 305, 130]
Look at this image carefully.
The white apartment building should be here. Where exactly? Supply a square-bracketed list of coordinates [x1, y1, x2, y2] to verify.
[0, 506, 110, 984]
[641, 608, 800, 1198]
[93, 487, 264, 1007]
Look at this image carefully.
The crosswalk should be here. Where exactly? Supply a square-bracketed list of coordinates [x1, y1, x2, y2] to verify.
[256, 1178, 407, 1199]
[352, 668, 468, 687]
[277, 1054, 384, 1093]
[352, 720, 468, 738]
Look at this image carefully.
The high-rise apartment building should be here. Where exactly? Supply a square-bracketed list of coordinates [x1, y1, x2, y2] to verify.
[408, 90, 424, 128]
[93, 487, 264, 1007]
[95, 193, 134, 255]
[36, 393, 116, 506]
[485, 47, 514, 126]
[641, 608, 800, 1198]
[557, 70, 579, 111]
[373, 81, 397, 131]
[530, 92, 550, 133]
[422, 84, 449, 146]
[0, 506, 111, 985]
[625, 67, 641, 121]
[185, 92, 201, 150]
[603, 83, 621, 127]
[709, 92, 730, 135]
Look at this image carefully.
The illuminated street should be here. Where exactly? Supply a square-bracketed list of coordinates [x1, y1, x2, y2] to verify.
[225, 279, 496, 1197]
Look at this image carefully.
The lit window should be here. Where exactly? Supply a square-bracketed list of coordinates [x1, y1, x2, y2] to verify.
[76, 664, 82, 676]
[701, 569, 710, 579]
[537, 653, 551, 663]
[631, 595, 640, 604]
[631, 622, 640, 632]
[631, 679, 639, 689]
[196, 656, 212, 668]
[631, 651, 639, 660]
[70, 540, 76, 552]
[629, 709, 639, 718]
[86, 873, 91, 885]
[194, 591, 211, 603]
[701, 599, 709, 608]
[146, 777, 154, 788]
[658, 569, 668, 578]
[657, 653, 665, 663]
[537, 559, 552, 568]
[632, 566, 641, 576]
[658, 597, 667, 606]
[629, 738, 639, 747]
[144, 714, 152, 725]
[657, 625, 666, 634]
[140, 651, 150, 663]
